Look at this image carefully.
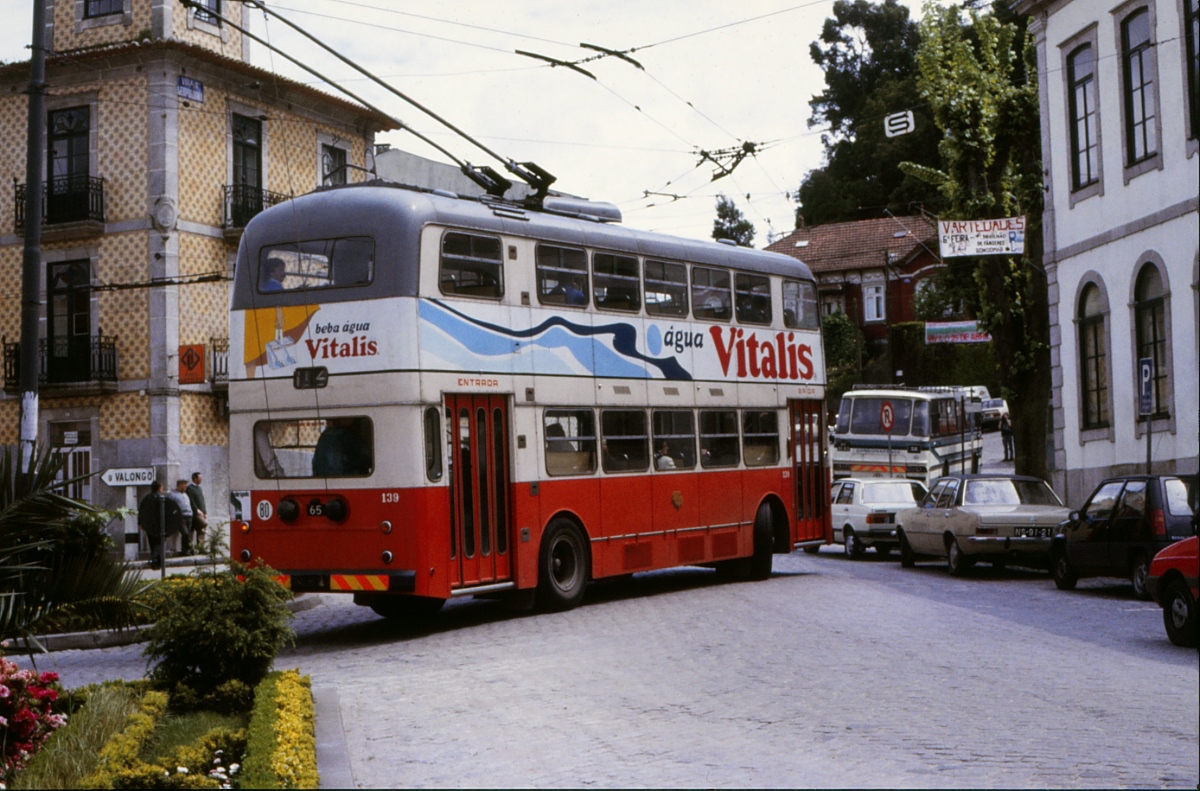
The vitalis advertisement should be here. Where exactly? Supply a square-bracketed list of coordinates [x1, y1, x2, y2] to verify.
[232, 298, 825, 385]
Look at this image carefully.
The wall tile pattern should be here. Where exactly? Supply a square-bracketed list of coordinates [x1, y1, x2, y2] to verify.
[180, 391, 226, 446]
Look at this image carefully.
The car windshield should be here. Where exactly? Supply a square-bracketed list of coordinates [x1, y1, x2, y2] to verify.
[1164, 478, 1193, 516]
[983, 399, 1004, 409]
[863, 481, 923, 504]
[963, 479, 1063, 506]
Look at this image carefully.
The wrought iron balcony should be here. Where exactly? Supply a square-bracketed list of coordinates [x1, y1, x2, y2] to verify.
[223, 184, 290, 231]
[14, 176, 106, 233]
[3, 334, 119, 392]
[209, 337, 229, 388]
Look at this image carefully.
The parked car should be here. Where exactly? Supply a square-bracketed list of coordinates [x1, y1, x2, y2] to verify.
[1052, 475, 1195, 599]
[831, 478, 928, 559]
[1146, 535, 1198, 647]
[896, 474, 1070, 575]
[979, 398, 1010, 431]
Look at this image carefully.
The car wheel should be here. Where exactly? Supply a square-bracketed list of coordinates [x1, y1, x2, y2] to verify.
[1130, 553, 1151, 600]
[946, 537, 972, 577]
[1162, 580, 1198, 648]
[875, 545, 892, 558]
[899, 530, 915, 568]
[537, 518, 589, 611]
[1052, 548, 1077, 590]
[844, 529, 865, 560]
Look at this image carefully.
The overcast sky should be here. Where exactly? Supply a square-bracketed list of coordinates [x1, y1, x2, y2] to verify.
[2, 0, 938, 245]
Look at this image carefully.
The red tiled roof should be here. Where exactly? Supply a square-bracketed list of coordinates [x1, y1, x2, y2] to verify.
[765, 215, 937, 273]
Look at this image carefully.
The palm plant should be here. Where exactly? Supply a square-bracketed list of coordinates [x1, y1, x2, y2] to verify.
[0, 445, 148, 649]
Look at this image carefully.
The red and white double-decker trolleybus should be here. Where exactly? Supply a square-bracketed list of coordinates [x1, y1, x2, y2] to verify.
[228, 182, 830, 617]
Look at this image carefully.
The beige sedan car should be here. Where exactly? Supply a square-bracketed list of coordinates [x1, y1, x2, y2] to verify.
[896, 474, 1071, 575]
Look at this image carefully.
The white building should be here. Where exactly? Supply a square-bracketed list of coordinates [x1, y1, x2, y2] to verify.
[1016, 0, 1198, 504]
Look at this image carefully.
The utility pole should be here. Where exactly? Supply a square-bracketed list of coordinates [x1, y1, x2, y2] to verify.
[19, 0, 48, 470]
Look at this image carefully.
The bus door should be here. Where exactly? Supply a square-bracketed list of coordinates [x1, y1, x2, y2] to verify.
[789, 399, 829, 544]
[446, 394, 513, 588]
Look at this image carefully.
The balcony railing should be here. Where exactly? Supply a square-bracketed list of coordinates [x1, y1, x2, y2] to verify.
[223, 184, 290, 229]
[209, 337, 229, 387]
[3, 334, 119, 392]
[14, 176, 106, 231]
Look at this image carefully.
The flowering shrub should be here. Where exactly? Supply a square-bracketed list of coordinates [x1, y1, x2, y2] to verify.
[0, 656, 66, 783]
[241, 670, 318, 789]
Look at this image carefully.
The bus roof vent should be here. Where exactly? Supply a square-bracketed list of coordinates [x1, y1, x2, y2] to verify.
[541, 196, 622, 223]
[716, 238, 737, 246]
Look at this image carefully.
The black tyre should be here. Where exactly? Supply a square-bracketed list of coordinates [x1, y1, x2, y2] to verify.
[946, 537, 973, 577]
[748, 503, 774, 581]
[537, 518, 589, 611]
[1052, 548, 1078, 590]
[362, 595, 445, 621]
[1130, 553, 1151, 600]
[843, 529, 865, 560]
[899, 530, 915, 568]
[1162, 580, 1198, 648]
[875, 545, 892, 558]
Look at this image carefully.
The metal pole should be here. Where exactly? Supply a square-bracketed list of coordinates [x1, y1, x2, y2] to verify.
[1145, 416, 1152, 475]
[19, 0, 48, 470]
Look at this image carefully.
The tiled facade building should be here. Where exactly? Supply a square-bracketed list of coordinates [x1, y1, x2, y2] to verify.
[0, 0, 392, 543]
[1015, 0, 1198, 504]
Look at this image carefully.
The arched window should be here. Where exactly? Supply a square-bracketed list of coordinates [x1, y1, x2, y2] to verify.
[1134, 264, 1168, 418]
[1078, 283, 1108, 428]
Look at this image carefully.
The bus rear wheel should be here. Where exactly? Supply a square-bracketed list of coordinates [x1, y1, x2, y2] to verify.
[538, 518, 588, 612]
[748, 503, 774, 581]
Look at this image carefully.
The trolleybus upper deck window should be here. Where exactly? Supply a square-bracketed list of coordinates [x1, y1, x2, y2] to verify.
[734, 273, 772, 325]
[692, 266, 732, 321]
[593, 252, 641, 312]
[536, 244, 588, 307]
[440, 231, 503, 298]
[254, 417, 373, 478]
[257, 236, 373, 293]
[782, 279, 820, 330]
[644, 259, 688, 317]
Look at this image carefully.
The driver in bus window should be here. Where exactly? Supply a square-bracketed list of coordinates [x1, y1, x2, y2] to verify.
[261, 257, 287, 291]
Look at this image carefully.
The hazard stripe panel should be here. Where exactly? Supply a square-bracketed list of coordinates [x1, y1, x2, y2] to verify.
[330, 574, 388, 592]
[850, 464, 906, 473]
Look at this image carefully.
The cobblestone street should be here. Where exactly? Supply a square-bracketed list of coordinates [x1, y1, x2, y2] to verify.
[31, 545, 1199, 789]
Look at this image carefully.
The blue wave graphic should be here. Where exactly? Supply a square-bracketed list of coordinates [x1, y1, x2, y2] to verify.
[420, 300, 692, 381]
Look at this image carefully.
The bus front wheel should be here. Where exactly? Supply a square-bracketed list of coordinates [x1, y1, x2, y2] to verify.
[748, 503, 774, 581]
[538, 518, 589, 612]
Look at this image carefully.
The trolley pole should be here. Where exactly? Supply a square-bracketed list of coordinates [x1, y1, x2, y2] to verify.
[19, 0, 49, 470]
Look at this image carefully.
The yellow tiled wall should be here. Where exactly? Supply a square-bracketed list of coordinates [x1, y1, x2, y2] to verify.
[177, 92, 226, 226]
[97, 76, 149, 223]
[179, 231, 229, 345]
[99, 392, 150, 440]
[181, 391, 227, 446]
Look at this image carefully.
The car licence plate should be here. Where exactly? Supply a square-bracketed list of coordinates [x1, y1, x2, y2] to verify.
[1014, 526, 1052, 538]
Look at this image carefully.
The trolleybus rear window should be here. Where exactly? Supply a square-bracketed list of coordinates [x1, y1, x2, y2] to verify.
[258, 236, 374, 293]
[440, 231, 503, 298]
[254, 417, 373, 478]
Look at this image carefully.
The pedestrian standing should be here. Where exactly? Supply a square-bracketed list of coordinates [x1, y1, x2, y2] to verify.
[1000, 413, 1015, 462]
[186, 471, 208, 549]
[169, 480, 194, 555]
[138, 481, 178, 569]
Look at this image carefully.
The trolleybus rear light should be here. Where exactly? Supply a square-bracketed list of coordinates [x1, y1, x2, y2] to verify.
[236, 521, 250, 533]
[382, 550, 393, 564]
[325, 497, 348, 522]
[381, 520, 393, 534]
[277, 498, 300, 523]
[239, 549, 251, 562]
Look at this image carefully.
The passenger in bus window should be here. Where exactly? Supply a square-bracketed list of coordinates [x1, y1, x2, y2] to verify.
[313, 418, 371, 476]
[261, 257, 286, 291]
[655, 441, 676, 470]
[563, 276, 586, 305]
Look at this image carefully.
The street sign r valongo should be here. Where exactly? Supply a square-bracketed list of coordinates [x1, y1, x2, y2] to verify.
[101, 467, 155, 487]
[938, 216, 1025, 257]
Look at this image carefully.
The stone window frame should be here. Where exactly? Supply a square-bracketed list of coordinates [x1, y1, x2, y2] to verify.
[76, 0, 131, 32]
[1179, 0, 1200, 154]
[186, 0, 230, 43]
[1058, 24, 1105, 207]
[317, 132, 352, 187]
[1127, 251, 1175, 438]
[1072, 272, 1115, 443]
[225, 100, 270, 194]
[39, 246, 101, 345]
[1112, 0, 1164, 183]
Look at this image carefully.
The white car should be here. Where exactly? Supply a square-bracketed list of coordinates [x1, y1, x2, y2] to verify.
[831, 478, 929, 559]
[980, 398, 1010, 430]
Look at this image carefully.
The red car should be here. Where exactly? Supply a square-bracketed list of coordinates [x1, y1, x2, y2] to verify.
[1146, 535, 1198, 648]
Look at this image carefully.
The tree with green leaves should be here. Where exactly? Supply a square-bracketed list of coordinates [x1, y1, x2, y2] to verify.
[796, 0, 944, 227]
[712, 194, 755, 247]
[901, 1, 1049, 479]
